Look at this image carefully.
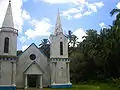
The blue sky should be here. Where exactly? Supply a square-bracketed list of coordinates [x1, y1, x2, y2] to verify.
[0, 0, 119, 51]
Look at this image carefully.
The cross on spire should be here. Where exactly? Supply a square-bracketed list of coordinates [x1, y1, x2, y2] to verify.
[9, 0, 11, 3]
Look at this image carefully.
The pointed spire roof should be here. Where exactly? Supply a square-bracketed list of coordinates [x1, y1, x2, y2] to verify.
[54, 9, 63, 35]
[2, 0, 14, 28]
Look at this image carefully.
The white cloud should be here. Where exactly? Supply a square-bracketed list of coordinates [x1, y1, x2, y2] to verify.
[22, 10, 31, 20]
[86, 2, 104, 12]
[38, 0, 86, 5]
[22, 45, 29, 51]
[87, 3, 97, 12]
[73, 28, 86, 42]
[62, 8, 80, 16]
[34, 0, 104, 20]
[78, 0, 86, 4]
[25, 18, 52, 39]
[116, 2, 120, 9]
[74, 13, 82, 18]
[9, 0, 23, 33]
[0, 0, 31, 33]
[94, 2, 104, 8]
[20, 36, 27, 44]
[83, 11, 92, 16]
[38, 0, 72, 4]
[99, 22, 106, 28]
[64, 15, 72, 20]
[61, 1, 104, 20]
[62, 8, 81, 19]
[41, 0, 71, 4]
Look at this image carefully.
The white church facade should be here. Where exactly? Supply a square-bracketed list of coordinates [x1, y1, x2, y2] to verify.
[0, 0, 72, 90]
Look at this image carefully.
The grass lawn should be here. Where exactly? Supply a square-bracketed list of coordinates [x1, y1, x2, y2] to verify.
[17, 83, 120, 90]
[44, 85, 100, 90]
[44, 83, 119, 90]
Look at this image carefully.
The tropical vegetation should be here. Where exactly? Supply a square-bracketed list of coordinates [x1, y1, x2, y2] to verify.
[17, 7, 120, 90]
[68, 8, 120, 86]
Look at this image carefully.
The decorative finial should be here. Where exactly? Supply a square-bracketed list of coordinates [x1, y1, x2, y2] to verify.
[9, 0, 11, 3]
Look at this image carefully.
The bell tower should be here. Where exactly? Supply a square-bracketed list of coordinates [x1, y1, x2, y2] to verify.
[50, 9, 68, 58]
[0, 0, 18, 56]
[50, 9, 72, 88]
[0, 0, 18, 90]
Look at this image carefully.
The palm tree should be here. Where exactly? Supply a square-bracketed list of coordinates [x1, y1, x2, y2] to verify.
[110, 9, 120, 16]
[39, 39, 50, 57]
[110, 8, 120, 29]
[67, 30, 79, 56]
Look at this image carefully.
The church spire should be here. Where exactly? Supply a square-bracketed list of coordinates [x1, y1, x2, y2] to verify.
[2, 0, 14, 28]
[54, 9, 63, 35]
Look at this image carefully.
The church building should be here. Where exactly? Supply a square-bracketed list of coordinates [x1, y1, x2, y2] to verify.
[0, 0, 72, 90]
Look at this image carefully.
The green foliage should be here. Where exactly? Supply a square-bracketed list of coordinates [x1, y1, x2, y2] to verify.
[69, 7, 120, 84]
[17, 50, 23, 56]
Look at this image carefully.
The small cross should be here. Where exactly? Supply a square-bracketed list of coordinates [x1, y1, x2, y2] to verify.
[9, 0, 11, 3]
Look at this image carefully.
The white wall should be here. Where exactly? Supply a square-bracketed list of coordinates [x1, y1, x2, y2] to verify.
[50, 59, 70, 84]
[50, 32, 70, 84]
[0, 61, 13, 85]
[0, 30, 17, 56]
[50, 34, 68, 58]
[16, 44, 50, 88]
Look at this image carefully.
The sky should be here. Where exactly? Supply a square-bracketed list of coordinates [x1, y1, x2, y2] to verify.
[0, 0, 119, 51]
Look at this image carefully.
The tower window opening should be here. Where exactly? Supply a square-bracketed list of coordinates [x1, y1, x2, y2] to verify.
[4, 37, 9, 53]
[60, 42, 63, 55]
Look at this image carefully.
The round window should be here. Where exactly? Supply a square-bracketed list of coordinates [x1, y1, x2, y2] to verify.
[30, 54, 36, 60]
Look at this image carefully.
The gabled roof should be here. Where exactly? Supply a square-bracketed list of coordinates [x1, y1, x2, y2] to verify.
[18, 43, 48, 58]
[23, 60, 44, 74]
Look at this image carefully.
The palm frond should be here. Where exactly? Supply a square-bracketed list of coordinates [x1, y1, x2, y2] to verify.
[110, 9, 120, 16]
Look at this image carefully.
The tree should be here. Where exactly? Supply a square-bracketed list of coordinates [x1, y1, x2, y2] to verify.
[110, 9, 120, 16]
[110, 8, 120, 29]
[67, 30, 79, 48]
[39, 39, 50, 58]
[17, 50, 23, 56]
[70, 7, 120, 83]
[67, 30, 79, 56]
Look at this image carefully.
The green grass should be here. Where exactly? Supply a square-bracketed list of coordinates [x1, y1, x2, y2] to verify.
[44, 83, 119, 90]
[17, 82, 120, 90]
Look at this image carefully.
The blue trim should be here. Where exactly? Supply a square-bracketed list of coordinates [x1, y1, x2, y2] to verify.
[17, 43, 34, 57]
[0, 86, 16, 90]
[18, 43, 48, 58]
[39, 49, 48, 57]
[51, 84, 72, 88]
[33, 43, 48, 57]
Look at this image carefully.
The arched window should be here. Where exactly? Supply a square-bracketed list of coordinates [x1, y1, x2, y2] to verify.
[60, 42, 63, 55]
[4, 37, 9, 53]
